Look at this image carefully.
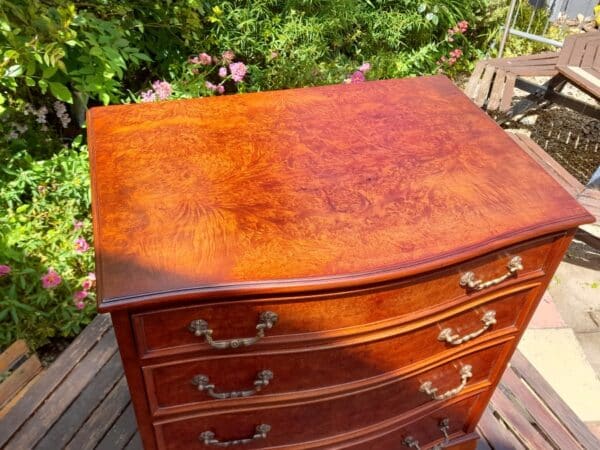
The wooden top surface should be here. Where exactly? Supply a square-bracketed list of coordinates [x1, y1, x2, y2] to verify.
[87, 76, 594, 311]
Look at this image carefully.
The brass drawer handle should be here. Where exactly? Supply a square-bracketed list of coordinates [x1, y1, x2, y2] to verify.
[460, 256, 523, 291]
[402, 436, 421, 449]
[188, 311, 278, 349]
[192, 370, 274, 399]
[200, 424, 271, 447]
[403, 419, 451, 450]
[419, 365, 473, 401]
[438, 310, 497, 345]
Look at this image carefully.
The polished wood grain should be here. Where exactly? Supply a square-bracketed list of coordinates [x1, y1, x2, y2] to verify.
[87, 77, 596, 450]
[143, 288, 536, 416]
[132, 235, 556, 359]
[87, 76, 594, 312]
[153, 340, 504, 450]
[154, 393, 485, 450]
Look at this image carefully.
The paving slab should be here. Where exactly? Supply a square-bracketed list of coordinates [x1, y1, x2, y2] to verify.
[518, 327, 600, 423]
[528, 291, 567, 329]
[576, 331, 600, 376]
[547, 261, 600, 333]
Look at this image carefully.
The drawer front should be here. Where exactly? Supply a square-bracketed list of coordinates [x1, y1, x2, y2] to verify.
[134, 235, 558, 358]
[154, 343, 507, 449]
[339, 395, 481, 450]
[144, 287, 535, 415]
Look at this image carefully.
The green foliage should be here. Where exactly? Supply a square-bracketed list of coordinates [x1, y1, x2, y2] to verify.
[488, 0, 570, 57]
[0, 0, 499, 350]
[0, 141, 95, 350]
[0, 0, 150, 111]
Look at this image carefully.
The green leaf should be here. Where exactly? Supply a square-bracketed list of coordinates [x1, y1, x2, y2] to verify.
[4, 64, 23, 77]
[38, 79, 48, 94]
[43, 66, 57, 79]
[99, 92, 110, 105]
[26, 61, 36, 76]
[134, 52, 152, 62]
[25, 77, 35, 86]
[49, 82, 73, 103]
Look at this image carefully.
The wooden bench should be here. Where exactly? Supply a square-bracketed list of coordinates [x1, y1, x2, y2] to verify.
[556, 32, 600, 100]
[465, 52, 560, 112]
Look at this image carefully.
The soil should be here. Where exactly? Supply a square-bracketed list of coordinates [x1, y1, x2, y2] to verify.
[505, 105, 600, 185]
[36, 336, 74, 367]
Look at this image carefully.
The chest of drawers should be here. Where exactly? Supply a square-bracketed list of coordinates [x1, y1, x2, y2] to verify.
[87, 76, 594, 450]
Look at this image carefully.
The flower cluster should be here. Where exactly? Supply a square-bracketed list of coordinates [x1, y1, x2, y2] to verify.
[189, 52, 213, 65]
[436, 20, 469, 69]
[72, 273, 95, 309]
[141, 80, 173, 103]
[343, 62, 371, 84]
[53, 101, 71, 128]
[74, 237, 90, 253]
[41, 268, 62, 289]
[0, 264, 11, 277]
[24, 104, 48, 124]
[447, 20, 469, 42]
[188, 50, 248, 95]
[8, 123, 28, 140]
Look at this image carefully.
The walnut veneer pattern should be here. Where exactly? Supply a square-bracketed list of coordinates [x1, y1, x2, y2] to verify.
[88, 76, 594, 450]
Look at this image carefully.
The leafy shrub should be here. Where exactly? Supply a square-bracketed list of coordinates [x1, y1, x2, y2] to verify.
[0, 0, 500, 350]
[0, 140, 95, 349]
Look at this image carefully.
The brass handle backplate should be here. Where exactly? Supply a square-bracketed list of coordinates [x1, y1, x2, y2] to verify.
[438, 310, 497, 346]
[460, 256, 523, 291]
[402, 436, 421, 450]
[188, 311, 278, 349]
[420, 365, 473, 401]
[192, 370, 274, 399]
[199, 424, 271, 447]
[403, 418, 451, 449]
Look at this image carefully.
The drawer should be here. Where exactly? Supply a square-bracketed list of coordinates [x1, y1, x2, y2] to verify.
[153, 342, 507, 449]
[338, 395, 482, 450]
[133, 234, 559, 358]
[144, 287, 534, 416]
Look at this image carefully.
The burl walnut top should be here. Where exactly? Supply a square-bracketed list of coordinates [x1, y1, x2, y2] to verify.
[87, 76, 593, 311]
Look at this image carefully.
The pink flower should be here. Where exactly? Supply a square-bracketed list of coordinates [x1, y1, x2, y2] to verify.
[82, 272, 96, 290]
[141, 90, 156, 103]
[218, 67, 227, 78]
[41, 268, 62, 289]
[74, 237, 90, 254]
[198, 53, 212, 65]
[458, 20, 469, 33]
[350, 70, 366, 83]
[270, 51, 279, 59]
[229, 62, 247, 83]
[73, 220, 83, 230]
[221, 50, 235, 64]
[450, 48, 463, 59]
[73, 290, 88, 301]
[358, 62, 371, 73]
[205, 81, 218, 91]
[216, 85, 225, 94]
[75, 300, 85, 310]
[0, 264, 11, 277]
[151, 81, 172, 100]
